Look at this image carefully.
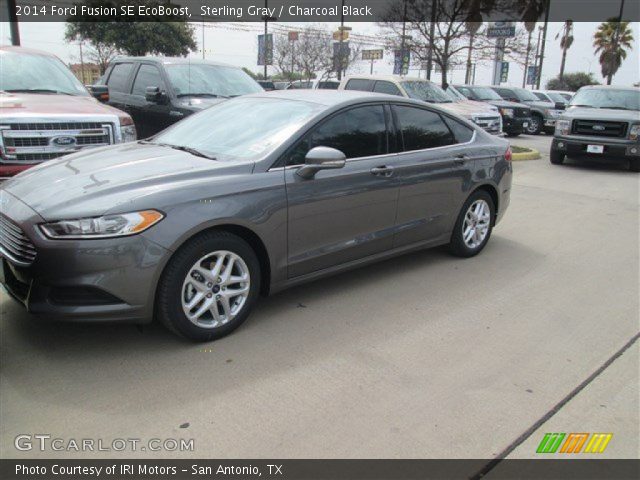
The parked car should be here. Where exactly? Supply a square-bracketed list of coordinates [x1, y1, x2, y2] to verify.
[490, 86, 565, 135]
[286, 79, 340, 90]
[100, 57, 263, 138]
[273, 81, 289, 90]
[0, 91, 512, 341]
[551, 85, 640, 171]
[340, 75, 503, 135]
[0, 46, 136, 180]
[450, 84, 532, 137]
[553, 91, 575, 102]
[533, 90, 571, 108]
[257, 80, 276, 91]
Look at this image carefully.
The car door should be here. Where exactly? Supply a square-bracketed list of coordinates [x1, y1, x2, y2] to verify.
[283, 104, 398, 278]
[128, 63, 173, 138]
[390, 104, 473, 247]
[104, 62, 136, 115]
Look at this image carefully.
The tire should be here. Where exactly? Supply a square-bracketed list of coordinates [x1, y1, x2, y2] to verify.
[505, 131, 520, 138]
[525, 114, 542, 135]
[550, 150, 565, 165]
[631, 160, 640, 172]
[448, 190, 495, 258]
[156, 231, 261, 342]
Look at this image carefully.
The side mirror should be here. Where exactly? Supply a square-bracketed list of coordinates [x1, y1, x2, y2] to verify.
[555, 102, 566, 110]
[145, 86, 167, 104]
[88, 85, 109, 102]
[297, 146, 346, 179]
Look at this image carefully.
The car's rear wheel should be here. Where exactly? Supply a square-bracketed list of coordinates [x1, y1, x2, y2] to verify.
[156, 231, 261, 341]
[550, 150, 565, 165]
[448, 190, 495, 258]
[526, 114, 542, 135]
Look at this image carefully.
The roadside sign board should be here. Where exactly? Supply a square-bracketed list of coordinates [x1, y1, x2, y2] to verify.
[258, 34, 273, 65]
[487, 22, 516, 38]
[333, 30, 349, 41]
[500, 61, 509, 83]
[362, 49, 383, 60]
[393, 49, 410, 75]
[526, 65, 538, 85]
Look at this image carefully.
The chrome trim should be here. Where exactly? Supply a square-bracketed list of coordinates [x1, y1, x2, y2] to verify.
[0, 245, 32, 267]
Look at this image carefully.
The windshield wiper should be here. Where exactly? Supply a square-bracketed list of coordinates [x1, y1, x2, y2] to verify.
[4, 88, 74, 95]
[144, 141, 216, 160]
[176, 93, 229, 99]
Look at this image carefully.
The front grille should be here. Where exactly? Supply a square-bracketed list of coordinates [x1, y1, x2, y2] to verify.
[1, 121, 114, 165]
[0, 215, 36, 265]
[571, 119, 628, 138]
[474, 116, 502, 134]
[515, 108, 531, 118]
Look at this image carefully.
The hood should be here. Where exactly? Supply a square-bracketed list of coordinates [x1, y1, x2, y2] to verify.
[439, 99, 499, 118]
[561, 106, 640, 122]
[486, 99, 528, 109]
[521, 100, 555, 109]
[2, 142, 252, 220]
[0, 92, 130, 122]
[176, 96, 228, 111]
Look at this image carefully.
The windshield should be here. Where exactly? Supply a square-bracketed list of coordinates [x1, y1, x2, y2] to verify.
[569, 88, 640, 110]
[166, 64, 262, 97]
[401, 81, 452, 103]
[0, 51, 89, 96]
[514, 88, 542, 102]
[467, 86, 502, 101]
[152, 98, 323, 161]
[547, 92, 567, 103]
[446, 87, 466, 101]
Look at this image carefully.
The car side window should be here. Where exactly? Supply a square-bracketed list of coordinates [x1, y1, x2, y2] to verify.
[533, 92, 546, 101]
[457, 87, 473, 99]
[286, 105, 387, 166]
[493, 88, 510, 98]
[373, 81, 401, 96]
[106, 63, 134, 93]
[394, 105, 455, 151]
[344, 79, 374, 92]
[442, 116, 474, 144]
[132, 64, 166, 97]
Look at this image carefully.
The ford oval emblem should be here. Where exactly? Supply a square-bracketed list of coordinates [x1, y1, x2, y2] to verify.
[51, 136, 77, 146]
[592, 125, 606, 131]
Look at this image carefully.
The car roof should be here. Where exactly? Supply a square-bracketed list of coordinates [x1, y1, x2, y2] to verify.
[343, 74, 430, 83]
[0, 45, 57, 57]
[110, 56, 236, 68]
[578, 85, 640, 92]
[247, 89, 415, 107]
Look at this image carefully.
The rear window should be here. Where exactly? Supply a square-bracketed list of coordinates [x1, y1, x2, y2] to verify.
[344, 79, 374, 92]
[373, 81, 402, 96]
[394, 105, 455, 151]
[107, 63, 134, 93]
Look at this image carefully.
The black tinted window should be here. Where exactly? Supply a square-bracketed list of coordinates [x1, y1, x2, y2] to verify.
[443, 116, 474, 143]
[394, 106, 454, 151]
[287, 105, 387, 165]
[344, 79, 374, 91]
[107, 63, 134, 93]
[132, 65, 165, 96]
[493, 88, 512, 98]
[373, 81, 401, 96]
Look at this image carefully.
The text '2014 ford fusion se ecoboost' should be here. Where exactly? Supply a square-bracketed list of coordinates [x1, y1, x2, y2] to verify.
[0, 91, 512, 341]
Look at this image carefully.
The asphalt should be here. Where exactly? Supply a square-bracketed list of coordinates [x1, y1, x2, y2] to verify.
[1, 134, 638, 467]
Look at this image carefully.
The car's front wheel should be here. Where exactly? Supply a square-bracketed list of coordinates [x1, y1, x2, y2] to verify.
[156, 231, 261, 341]
[448, 190, 495, 258]
[526, 115, 542, 135]
[550, 150, 565, 165]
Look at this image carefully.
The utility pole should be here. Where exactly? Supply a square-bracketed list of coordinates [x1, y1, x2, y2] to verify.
[8, 0, 20, 45]
[400, 0, 408, 58]
[78, 42, 85, 84]
[533, 26, 543, 89]
[426, 0, 437, 80]
[263, 0, 269, 79]
[536, 0, 550, 89]
[522, 29, 533, 88]
[202, 21, 205, 59]
[337, 0, 345, 80]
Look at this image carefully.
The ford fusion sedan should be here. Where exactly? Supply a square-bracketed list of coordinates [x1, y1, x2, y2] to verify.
[0, 91, 512, 341]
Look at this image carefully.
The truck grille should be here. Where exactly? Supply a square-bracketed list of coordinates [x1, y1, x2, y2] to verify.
[0, 215, 36, 265]
[571, 119, 628, 138]
[0, 121, 114, 164]
[515, 108, 531, 118]
[474, 116, 502, 135]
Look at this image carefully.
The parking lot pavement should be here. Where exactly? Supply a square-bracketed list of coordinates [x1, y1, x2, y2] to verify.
[1, 142, 638, 464]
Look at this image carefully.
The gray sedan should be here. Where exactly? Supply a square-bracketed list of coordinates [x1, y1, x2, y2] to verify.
[0, 91, 512, 341]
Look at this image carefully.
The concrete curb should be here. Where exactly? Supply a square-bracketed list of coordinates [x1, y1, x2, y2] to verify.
[512, 148, 541, 161]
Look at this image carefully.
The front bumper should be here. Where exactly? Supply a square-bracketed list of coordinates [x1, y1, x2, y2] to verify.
[0, 192, 171, 323]
[503, 117, 531, 134]
[552, 137, 640, 160]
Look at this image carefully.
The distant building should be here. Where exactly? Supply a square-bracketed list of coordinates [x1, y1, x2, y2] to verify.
[69, 63, 102, 85]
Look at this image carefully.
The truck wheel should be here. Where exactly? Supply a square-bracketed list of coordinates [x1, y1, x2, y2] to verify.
[505, 132, 520, 138]
[526, 115, 542, 135]
[550, 151, 565, 165]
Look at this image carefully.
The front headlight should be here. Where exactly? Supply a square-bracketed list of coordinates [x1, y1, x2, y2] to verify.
[555, 119, 571, 136]
[629, 124, 640, 141]
[40, 210, 163, 239]
[500, 108, 514, 117]
[119, 117, 137, 143]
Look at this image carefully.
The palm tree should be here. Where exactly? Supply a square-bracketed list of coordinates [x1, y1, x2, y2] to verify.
[593, 20, 634, 85]
[556, 20, 573, 81]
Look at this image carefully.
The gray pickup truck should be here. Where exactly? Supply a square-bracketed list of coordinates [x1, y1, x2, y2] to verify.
[551, 85, 640, 172]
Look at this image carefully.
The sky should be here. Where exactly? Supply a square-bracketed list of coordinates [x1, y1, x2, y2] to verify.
[1, 21, 638, 88]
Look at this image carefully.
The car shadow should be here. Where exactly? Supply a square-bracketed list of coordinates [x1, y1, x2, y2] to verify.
[563, 155, 633, 173]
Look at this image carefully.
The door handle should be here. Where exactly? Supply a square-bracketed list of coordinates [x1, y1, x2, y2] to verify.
[453, 154, 469, 166]
[370, 166, 394, 177]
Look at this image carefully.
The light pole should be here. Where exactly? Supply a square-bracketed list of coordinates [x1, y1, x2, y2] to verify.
[426, 0, 437, 80]
[522, 29, 533, 88]
[536, 0, 550, 89]
[337, 0, 345, 80]
[8, 0, 20, 45]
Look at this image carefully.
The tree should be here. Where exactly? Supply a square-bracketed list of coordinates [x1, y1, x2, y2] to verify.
[555, 20, 573, 80]
[593, 20, 634, 85]
[241, 68, 259, 80]
[546, 72, 599, 91]
[65, 1, 196, 58]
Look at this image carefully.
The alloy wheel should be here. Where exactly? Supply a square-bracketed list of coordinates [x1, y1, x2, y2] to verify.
[462, 199, 491, 249]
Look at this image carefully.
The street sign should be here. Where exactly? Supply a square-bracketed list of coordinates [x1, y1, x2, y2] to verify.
[393, 49, 410, 75]
[333, 42, 350, 71]
[258, 34, 273, 66]
[333, 30, 349, 41]
[288, 31, 298, 42]
[362, 49, 383, 60]
[487, 22, 516, 38]
[526, 65, 538, 85]
[500, 61, 509, 83]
